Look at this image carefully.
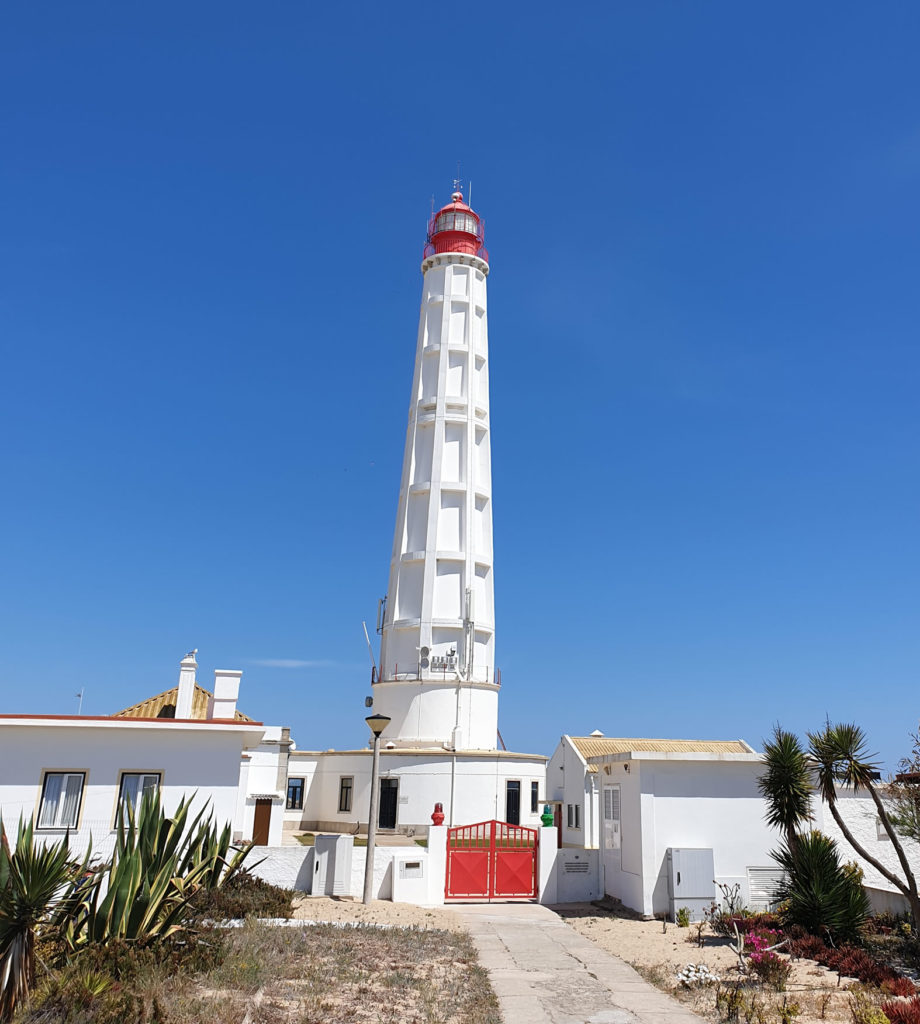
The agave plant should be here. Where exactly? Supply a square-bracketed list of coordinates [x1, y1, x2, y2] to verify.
[0, 819, 90, 1022]
[66, 788, 251, 949]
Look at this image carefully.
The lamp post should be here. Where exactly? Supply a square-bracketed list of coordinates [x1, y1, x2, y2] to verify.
[362, 713, 391, 904]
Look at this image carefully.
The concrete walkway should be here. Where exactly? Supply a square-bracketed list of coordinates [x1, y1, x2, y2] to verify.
[451, 903, 706, 1024]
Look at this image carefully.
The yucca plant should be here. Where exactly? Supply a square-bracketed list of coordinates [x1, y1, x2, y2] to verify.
[774, 829, 870, 943]
[67, 788, 251, 949]
[758, 726, 814, 849]
[0, 819, 90, 1022]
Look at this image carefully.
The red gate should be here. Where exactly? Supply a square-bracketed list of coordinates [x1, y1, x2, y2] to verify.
[445, 820, 538, 901]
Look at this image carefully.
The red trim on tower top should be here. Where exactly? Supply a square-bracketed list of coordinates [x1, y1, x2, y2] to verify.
[424, 191, 489, 262]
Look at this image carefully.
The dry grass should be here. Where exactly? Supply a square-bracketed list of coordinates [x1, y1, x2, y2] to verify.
[18, 922, 500, 1024]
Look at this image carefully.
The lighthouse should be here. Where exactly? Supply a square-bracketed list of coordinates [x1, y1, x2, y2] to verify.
[374, 191, 499, 751]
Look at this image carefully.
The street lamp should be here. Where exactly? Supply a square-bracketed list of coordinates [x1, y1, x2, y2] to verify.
[362, 713, 391, 904]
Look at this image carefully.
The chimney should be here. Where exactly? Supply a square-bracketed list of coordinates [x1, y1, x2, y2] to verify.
[175, 650, 198, 719]
[208, 669, 242, 720]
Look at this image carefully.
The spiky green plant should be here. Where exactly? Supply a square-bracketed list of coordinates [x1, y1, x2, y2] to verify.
[774, 830, 870, 943]
[0, 819, 89, 1022]
[67, 788, 251, 948]
[758, 726, 813, 848]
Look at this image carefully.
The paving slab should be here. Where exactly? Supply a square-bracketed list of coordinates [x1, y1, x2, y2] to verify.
[450, 902, 707, 1024]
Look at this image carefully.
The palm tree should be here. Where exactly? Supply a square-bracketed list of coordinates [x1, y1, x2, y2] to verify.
[0, 819, 88, 1022]
[758, 725, 813, 849]
[808, 722, 920, 928]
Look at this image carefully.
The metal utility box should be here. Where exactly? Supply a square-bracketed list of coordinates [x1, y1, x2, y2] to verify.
[666, 848, 715, 923]
[313, 834, 353, 897]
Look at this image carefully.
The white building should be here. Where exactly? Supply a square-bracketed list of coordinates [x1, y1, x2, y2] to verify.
[548, 733, 918, 918]
[0, 654, 267, 858]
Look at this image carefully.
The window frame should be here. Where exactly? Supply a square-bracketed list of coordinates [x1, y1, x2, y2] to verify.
[338, 776, 354, 814]
[35, 770, 86, 831]
[531, 781, 539, 815]
[114, 770, 162, 827]
[286, 777, 305, 811]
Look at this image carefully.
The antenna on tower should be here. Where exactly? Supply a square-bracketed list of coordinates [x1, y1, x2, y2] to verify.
[454, 160, 462, 196]
[468, 180, 472, 208]
[362, 622, 378, 674]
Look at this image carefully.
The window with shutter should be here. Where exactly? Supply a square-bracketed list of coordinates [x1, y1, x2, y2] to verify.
[603, 785, 621, 849]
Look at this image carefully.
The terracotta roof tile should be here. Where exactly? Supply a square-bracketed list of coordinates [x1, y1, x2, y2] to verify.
[114, 685, 253, 723]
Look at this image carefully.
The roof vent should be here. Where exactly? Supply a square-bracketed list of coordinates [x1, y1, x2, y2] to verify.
[589, 729, 604, 737]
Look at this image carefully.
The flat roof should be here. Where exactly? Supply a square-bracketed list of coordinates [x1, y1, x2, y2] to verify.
[0, 714, 264, 729]
[289, 747, 547, 761]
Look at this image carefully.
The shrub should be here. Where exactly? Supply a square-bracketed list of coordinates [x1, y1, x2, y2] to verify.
[883, 978, 918, 998]
[748, 951, 792, 991]
[745, 929, 792, 990]
[849, 988, 890, 1024]
[677, 907, 691, 927]
[787, 933, 916, 993]
[775, 831, 870, 944]
[186, 869, 294, 922]
[881, 996, 920, 1024]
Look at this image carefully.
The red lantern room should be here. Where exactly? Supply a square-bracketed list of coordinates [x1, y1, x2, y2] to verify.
[423, 191, 488, 262]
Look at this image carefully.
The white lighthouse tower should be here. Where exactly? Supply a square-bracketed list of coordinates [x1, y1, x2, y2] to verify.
[374, 190, 499, 751]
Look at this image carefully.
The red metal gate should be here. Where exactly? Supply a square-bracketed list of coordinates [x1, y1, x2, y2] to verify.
[445, 820, 538, 901]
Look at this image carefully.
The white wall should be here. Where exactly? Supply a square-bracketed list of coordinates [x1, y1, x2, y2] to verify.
[0, 719, 263, 858]
[547, 737, 599, 848]
[594, 754, 777, 918]
[239, 726, 288, 846]
[815, 787, 920, 913]
[286, 750, 546, 834]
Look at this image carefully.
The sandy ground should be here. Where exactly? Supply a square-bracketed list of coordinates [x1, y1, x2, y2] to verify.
[555, 902, 862, 1024]
[291, 894, 465, 931]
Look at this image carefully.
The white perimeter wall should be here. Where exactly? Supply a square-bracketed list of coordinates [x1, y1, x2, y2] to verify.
[814, 788, 920, 915]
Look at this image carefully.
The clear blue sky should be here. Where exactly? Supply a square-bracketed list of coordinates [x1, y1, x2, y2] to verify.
[1, 2, 917, 769]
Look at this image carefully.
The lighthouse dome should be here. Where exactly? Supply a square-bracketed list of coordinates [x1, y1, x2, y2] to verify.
[424, 192, 488, 261]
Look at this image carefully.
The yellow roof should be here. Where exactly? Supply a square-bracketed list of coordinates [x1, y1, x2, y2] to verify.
[571, 736, 754, 768]
[114, 684, 254, 722]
